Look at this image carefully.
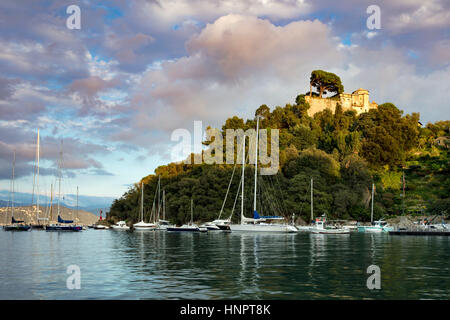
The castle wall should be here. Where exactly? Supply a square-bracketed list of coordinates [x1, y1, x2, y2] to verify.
[304, 89, 377, 117]
[305, 96, 339, 116]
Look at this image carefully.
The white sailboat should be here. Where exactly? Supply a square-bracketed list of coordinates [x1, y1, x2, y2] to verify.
[230, 117, 297, 233]
[46, 141, 82, 232]
[357, 184, 392, 233]
[167, 199, 207, 232]
[296, 177, 315, 232]
[203, 162, 238, 231]
[133, 182, 156, 230]
[4, 150, 31, 231]
[307, 177, 349, 234]
[154, 178, 175, 230]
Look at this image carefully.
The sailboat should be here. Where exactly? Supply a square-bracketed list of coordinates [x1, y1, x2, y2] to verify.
[307, 178, 349, 234]
[3, 150, 31, 231]
[357, 184, 392, 233]
[154, 177, 174, 230]
[230, 117, 297, 233]
[296, 178, 315, 232]
[156, 189, 175, 229]
[202, 162, 238, 231]
[45, 141, 82, 232]
[133, 182, 157, 230]
[167, 199, 207, 232]
[31, 129, 48, 229]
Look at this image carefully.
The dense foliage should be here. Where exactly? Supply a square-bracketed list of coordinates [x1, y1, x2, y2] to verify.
[108, 76, 449, 225]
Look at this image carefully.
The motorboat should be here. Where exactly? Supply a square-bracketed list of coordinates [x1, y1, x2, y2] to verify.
[357, 220, 393, 233]
[310, 216, 350, 234]
[111, 221, 130, 230]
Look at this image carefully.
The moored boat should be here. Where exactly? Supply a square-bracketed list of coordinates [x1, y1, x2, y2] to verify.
[111, 221, 130, 230]
[357, 184, 392, 233]
[310, 216, 350, 234]
[133, 182, 157, 231]
[229, 121, 297, 234]
[4, 217, 32, 232]
[3, 151, 31, 232]
[167, 199, 207, 233]
[46, 216, 82, 232]
[357, 220, 393, 233]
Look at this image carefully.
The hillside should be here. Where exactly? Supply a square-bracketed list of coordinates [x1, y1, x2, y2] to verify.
[0, 205, 99, 226]
[108, 80, 449, 225]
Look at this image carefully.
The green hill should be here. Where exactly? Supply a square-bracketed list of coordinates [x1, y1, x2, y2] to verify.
[108, 77, 449, 225]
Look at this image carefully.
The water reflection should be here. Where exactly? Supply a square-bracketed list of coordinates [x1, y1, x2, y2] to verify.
[0, 230, 448, 299]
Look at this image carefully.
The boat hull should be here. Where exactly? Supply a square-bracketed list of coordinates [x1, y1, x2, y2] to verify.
[46, 225, 82, 232]
[311, 228, 350, 234]
[3, 225, 31, 231]
[134, 226, 156, 230]
[357, 226, 392, 233]
[167, 227, 205, 232]
[111, 226, 130, 230]
[31, 225, 46, 230]
[230, 224, 297, 233]
[133, 221, 156, 230]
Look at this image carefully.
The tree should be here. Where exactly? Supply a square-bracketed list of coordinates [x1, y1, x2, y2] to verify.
[310, 70, 344, 98]
[357, 103, 420, 167]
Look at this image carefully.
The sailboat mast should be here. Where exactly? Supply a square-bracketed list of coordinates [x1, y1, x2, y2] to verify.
[76, 186, 79, 223]
[49, 184, 53, 222]
[253, 117, 259, 213]
[157, 176, 161, 221]
[141, 182, 144, 222]
[190, 198, 193, 225]
[311, 177, 313, 222]
[241, 136, 246, 225]
[163, 189, 166, 221]
[402, 171, 405, 215]
[11, 150, 16, 220]
[36, 129, 40, 219]
[371, 183, 374, 223]
[57, 141, 62, 218]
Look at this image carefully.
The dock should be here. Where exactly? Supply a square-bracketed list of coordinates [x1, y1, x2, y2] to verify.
[389, 230, 450, 236]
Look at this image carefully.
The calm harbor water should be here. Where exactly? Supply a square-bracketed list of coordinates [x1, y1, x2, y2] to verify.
[0, 229, 448, 300]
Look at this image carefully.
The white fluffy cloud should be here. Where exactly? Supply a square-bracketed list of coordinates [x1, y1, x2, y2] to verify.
[114, 13, 449, 159]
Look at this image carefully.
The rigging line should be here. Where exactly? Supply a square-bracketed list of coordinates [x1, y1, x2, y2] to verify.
[272, 175, 289, 217]
[263, 175, 283, 216]
[261, 177, 281, 216]
[273, 173, 289, 215]
[258, 177, 273, 215]
[262, 176, 280, 215]
[8, 152, 13, 220]
[218, 162, 238, 220]
[150, 182, 158, 223]
[269, 174, 287, 216]
[229, 147, 250, 221]
[229, 173, 242, 222]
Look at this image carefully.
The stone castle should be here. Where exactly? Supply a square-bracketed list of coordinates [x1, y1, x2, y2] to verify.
[305, 88, 378, 116]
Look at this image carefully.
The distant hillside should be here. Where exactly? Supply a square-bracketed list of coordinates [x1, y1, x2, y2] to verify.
[0, 205, 99, 226]
[0, 191, 114, 215]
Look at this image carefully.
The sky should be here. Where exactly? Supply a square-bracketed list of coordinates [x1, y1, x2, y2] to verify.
[0, 0, 449, 199]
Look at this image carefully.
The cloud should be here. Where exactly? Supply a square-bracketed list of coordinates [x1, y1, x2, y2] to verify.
[126, 15, 340, 132]
[110, 12, 449, 161]
[0, 0, 448, 195]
